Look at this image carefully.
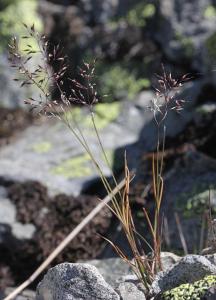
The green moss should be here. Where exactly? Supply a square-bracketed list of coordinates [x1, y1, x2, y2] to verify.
[64, 102, 121, 130]
[0, 0, 17, 10]
[162, 275, 216, 300]
[51, 154, 92, 179]
[0, 0, 42, 52]
[206, 33, 216, 61]
[64, 107, 82, 123]
[185, 189, 216, 217]
[126, 3, 155, 27]
[32, 142, 52, 154]
[204, 5, 216, 18]
[99, 64, 150, 101]
[51, 147, 118, 179]
[176, 184, 216, 218]
[195, 104, 216, 115]
[175, 32, 194, 58]
[88, 102, 121, 129]
[109, 2, 155, 29]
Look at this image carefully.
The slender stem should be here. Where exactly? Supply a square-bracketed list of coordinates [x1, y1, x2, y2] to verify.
[90, 111, 123, 200]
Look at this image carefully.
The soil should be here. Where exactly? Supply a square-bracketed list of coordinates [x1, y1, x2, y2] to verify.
[0, 179, 113, 290]
[0, 107, 35, 147]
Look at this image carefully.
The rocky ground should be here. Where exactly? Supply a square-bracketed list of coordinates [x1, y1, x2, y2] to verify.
[1, 0, 216, 299]
[4, 253, 216, 300]
[0, 81, 216, 298]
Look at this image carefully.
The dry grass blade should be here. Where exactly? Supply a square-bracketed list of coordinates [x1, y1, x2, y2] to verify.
[199, 212, 207, 253]
[174, 212, 188, 255]
[105, 157, 154, 290]
[143, 208, 155, 241]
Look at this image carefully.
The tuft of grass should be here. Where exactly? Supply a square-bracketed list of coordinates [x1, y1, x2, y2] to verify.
[8, 25, 190, 293]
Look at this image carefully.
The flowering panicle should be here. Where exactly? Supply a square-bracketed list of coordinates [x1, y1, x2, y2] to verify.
[151, 66, 191, 125]
[8, 24, 98, 116]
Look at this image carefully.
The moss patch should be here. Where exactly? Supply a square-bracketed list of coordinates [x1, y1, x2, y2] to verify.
[0, 0, 42, 52]
[109, 3, 155, 30]
[32, 142, 52, 154]
[204, 5, 216, 18]
[125, 3, 155, 27]
[98, 64, 150, 101]
[88, 102, 121, 129]
[176, 184, 216, 218]
[51, 154, 93, 179]
[63, 107, 82, 124]
[64, 102, 121, 130]
[175, 32, 194, 58]
[184, 189, 216, 217]
[195, 104, 216, 115]
[162, 275, 216, 300]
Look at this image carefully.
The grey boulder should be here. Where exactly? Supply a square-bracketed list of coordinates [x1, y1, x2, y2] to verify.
[0, 54, 40, 110]
[160, 150, 216, 252]
[36, 263, 120, 300]
[82, 257, 133, 288]
[0, 186, 35, 243]
[154, 0, 216, 77]
[117, 281, 146, 300]
[150, 255, 216, 296]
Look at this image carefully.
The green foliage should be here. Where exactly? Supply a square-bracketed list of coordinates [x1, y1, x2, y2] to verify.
[109, 2, 155, 29]
[204, 5, 216, 18]
[0, 0, 42, 53]
[176, 185, 216, 218]
[184, 189, 216, 217]
[51, 154, 92, 179]
[162, 275, 216, 300]
[98, 64, 150, 101]
[64, 102, 121, 130]
[175, 32, 194, 58]
[51, 149, 115, 179]
[126, 3, 155, 27]
[32, 142, 53, 154]
[0, 0, 17, 10]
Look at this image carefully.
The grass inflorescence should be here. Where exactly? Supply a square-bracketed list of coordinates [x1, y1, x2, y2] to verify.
[8, 24, 190, 294]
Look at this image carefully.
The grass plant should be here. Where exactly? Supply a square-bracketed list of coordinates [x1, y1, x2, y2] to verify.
[8, 25, 189, 295]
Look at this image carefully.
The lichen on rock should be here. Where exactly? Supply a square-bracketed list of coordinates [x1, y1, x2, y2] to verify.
[124, 3, 156, 27]
[64, 102, 121, 130]
[204, 5, 216, 19]
[98, 64, 150, 101]
[161, 275, 216, 300]
[179, 187, 216, 218]
[51, 154, 92, 179]
[0, 0, 42, 52]
[32, 142, 52, 154]
[174, 32, 194, 58]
